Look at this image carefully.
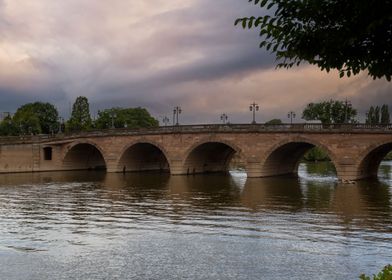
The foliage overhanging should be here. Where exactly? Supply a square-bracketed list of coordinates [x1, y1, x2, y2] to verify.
[235, 0, 392, 81]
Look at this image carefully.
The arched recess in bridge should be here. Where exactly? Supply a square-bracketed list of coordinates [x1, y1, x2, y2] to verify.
[63, 142, 107, 171]
[357, 141, 392, 179]
[260, 140, 338, 177]
[183, 141, 239, 174]
[117, 142, 170, 173]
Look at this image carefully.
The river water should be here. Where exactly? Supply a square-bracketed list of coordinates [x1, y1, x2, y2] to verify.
[1, 162, 392, 280]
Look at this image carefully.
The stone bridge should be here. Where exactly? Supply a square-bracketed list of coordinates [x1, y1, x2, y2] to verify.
[0, 123, 391, 180]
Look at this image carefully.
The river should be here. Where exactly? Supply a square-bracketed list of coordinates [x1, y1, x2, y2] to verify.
[1, 162, 392, 279]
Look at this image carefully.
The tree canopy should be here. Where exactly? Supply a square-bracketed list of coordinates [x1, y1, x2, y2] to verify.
[303, 147, 330, 162]
[381, 105, 391, 124]
[0, 115, 18, 136]
[67, 96, 92, 132]
[302, 100, 357, 124]
[265, 118, 282, 125]
[12, 102, 59, 134]
[94, 107, 158, 129]
[235, 0, 392, 80]
[366, 104, 390, 124]
[0, 98, 159, 136]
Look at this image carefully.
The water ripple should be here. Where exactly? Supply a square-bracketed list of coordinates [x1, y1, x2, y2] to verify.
[0, 163, 391, 279]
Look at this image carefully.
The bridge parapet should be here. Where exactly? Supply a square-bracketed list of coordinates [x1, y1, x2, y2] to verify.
[0, 123, 391, 144]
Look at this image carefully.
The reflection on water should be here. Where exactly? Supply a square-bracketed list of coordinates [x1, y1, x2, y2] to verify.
[299, 161, 338, 181]
[379, 160, 392, 184]
[0, 162, 392, 279]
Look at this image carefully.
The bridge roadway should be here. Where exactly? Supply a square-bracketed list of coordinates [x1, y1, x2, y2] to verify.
[0, 123, 391, 180]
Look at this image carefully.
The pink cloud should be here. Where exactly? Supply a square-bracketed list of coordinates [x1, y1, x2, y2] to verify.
[0, 0, 389, 122]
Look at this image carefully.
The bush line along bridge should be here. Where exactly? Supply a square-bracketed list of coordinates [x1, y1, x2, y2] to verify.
[0, 123, 391, 181]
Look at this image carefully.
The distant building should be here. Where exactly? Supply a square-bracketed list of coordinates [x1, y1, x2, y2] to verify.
[0, 112, 12, 121]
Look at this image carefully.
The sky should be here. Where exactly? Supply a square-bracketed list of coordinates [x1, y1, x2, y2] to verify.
[0, 0, 391, 124]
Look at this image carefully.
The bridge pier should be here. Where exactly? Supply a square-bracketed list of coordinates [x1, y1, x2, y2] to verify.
[246, 158, 263, 178]
[169, 159, 186, 175]
[106, 164, 118, 173]
[332, 156, 364, 181]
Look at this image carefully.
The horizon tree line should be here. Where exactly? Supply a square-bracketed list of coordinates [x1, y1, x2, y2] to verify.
[0, 96, 158, 136]
[0, 98, 390, 136]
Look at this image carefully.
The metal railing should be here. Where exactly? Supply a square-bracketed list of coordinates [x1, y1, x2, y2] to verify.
[0, 123, 391, 144]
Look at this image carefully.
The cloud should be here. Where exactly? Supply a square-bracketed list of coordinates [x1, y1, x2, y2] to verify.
[0, 0, 389, 123]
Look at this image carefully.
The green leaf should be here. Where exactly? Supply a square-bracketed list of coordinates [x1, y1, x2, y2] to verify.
[248, 16, 255, 28]
[260, 0, 268, 7]
[234, 18, 243, 26]
[236, 0, 392, 80]
[242, 19, 247, 29]
[259, 41, 267, 48]
[266, 2, 274, 9]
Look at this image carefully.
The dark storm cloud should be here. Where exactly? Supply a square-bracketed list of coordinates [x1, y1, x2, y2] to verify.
[0, 0, 390, 123]
[0, 85, 68, 114]
[350, 79, 392, 119]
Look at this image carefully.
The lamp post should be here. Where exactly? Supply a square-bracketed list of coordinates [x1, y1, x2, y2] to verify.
[249, 102, 259, 124]
[220, 113, 228, 124]
[19, 122, 23, 136]
[110, 111, 116, 129]
[344, 99, 352, 123]
[162, 116, 170, 126]
[58, 117, 64, 133]
[173, 106, 182, 126]
[287, 111, 296, 124]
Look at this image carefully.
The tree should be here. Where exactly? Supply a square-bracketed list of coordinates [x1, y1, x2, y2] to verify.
[94, 107, 158, 129]
[67, 96, 92, 132]
[302, 100, 357, 124]
[0, 115, 18, 136]
[374, 106, 381, 124]
[303, 147, 330, 162]
[12, 102, 59, 134]
[366, 106, 375, 124]
[367, 104, 390, 125]
[235, 0, 392, 81]
[265, 118, 282, 125]
[381, 104, 390, 124]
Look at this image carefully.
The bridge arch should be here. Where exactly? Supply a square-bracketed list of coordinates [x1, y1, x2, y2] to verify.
[260, 138, 339, 178]
[357, 141, 392, 179]
[182, 139, 241, 174]
[116, 141, 170, 173]
[63, 140, 107, 171]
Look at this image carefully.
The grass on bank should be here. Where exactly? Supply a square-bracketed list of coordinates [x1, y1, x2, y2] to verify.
[360, 265, 392, 280]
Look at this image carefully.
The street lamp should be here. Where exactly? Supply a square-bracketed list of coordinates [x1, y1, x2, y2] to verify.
[220, 113, 228, 124]
[58, 117, 64, 133]
[173, 106, 182, 126]
[162, 116, 170, 126]
[287, 111, 296, 124]
[110, 111, 116, 129]
[19, 122, 23, 136]
[249, 102, 259, 124]
[344, 99, 352, 123]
